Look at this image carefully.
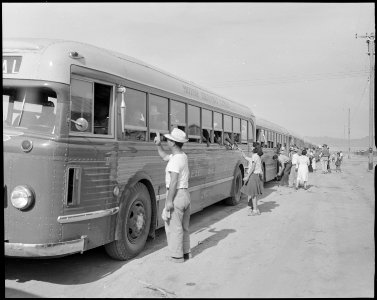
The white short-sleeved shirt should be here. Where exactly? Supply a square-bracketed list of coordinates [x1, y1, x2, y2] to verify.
[164, 153, 189, 189]
[246, 153, 262, 175]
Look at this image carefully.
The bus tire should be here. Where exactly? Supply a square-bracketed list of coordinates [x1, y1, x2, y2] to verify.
[224, 167, 243, 206]
[105, 183, 152, 261]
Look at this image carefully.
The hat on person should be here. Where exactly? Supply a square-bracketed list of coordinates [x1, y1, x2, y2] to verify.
[164, 128, 189, 143]
[322, 144, 327, 147]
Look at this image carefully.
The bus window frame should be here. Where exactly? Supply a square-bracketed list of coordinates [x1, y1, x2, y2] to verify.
[119, 86, 147, 142]
[241, 119, 248, 144]
[170, 99, 187, 130]
[149, 93, 169, 135]
[201, 108, 213, 144]
[69, 75, 115, 139]
[187, 104, 201, 141]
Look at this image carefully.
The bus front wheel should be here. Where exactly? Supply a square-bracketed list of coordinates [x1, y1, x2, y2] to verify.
[105, 183, 152, 261]
[224, 167, 242, 206]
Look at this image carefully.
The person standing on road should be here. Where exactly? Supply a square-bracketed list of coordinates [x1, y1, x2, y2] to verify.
[296, 149, 310, 190]
[289, 147, 299, 188]
[154, 128, 191, 263]
[320, 144, 330, 174]
[335, 151, 342, 172]
[239, 145, 263, 216]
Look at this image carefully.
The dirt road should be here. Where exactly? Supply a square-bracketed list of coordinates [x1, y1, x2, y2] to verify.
[5, 155, 375, 298]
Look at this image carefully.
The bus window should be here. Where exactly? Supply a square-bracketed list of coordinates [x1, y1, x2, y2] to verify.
[149, 94, 168, 141]
[3, 86, 57, 134]
[202, 108, 212, 145]
[70, 78, 93, 133]
[233, 117, 240, 144]
[122, 88, 147, 141]
[248, 121, 254, 143]
[93, 83, 113, 135]
[223, 114, 233, 147]
[188, 105, 200, 142]
[213, 112, 222, 145]
[241, 119, 247, 143]
[170, 100, 186, 132]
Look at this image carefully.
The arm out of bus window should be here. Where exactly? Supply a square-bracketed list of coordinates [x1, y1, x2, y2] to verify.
[166, 171, 178, 211]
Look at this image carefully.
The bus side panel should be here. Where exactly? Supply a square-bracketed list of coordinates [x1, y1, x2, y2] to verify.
[201, 146, 243, 207]
[4, 137, 66, 245]
[63, 138, 118, 248]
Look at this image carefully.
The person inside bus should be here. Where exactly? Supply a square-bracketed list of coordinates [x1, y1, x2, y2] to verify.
[154, 128, 191, 263]
[214, 131, 222, 145]
[94, 101, 109, 134]
[202, 129, 211, 147]
[239, 144, 263, 216]
[223, 132, 233, 149]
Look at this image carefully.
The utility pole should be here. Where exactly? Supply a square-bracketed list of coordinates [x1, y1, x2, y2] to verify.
[348, 108, 351, 159]
[356, 33, 375, 170]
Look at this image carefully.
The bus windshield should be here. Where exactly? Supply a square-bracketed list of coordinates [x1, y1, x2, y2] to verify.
[3, 85, 58, 134]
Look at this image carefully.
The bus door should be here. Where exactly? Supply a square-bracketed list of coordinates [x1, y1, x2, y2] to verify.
[65, 77, 118, 247]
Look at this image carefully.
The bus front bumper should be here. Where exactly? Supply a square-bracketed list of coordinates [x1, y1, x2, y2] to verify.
[4, 236, 87, 258]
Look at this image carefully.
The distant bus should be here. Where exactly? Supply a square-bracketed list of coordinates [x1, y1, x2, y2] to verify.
[255, 117, 291, 182]
[3, 38, 256, 260]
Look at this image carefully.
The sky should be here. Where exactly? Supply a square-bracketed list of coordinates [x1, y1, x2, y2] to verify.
[2, 2, 375, 139]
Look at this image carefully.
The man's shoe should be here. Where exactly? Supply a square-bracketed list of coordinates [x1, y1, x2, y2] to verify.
[183, 253, 192, 260]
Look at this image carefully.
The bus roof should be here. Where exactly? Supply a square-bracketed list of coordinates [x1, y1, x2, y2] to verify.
[255, 117, 290, 135]
[3, 38, 255, 120]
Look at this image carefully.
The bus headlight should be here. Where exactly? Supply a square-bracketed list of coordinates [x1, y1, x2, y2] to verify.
[11, 185, 35, 210]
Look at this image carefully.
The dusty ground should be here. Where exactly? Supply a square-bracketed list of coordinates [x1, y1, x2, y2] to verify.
[5, 155, 375, 298]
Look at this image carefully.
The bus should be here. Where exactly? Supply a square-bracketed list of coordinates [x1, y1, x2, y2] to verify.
[3, 38, 256, 260]
[255, 117, 292, 182]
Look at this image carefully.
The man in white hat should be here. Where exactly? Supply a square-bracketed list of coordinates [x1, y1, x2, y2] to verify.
[154, 128, 191, 263]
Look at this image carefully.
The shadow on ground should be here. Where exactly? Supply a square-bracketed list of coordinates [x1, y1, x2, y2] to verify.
[5, 194, 251, 285]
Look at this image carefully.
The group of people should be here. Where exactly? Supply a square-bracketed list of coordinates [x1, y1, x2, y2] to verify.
[273, 144, 344, 191]
[153, 127, 344, 263]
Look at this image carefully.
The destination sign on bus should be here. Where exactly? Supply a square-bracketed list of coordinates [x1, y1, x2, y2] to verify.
[3, 56, 22, 74]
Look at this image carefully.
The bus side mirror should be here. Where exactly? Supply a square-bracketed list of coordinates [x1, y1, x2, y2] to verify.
[117, 86, 126, 134]
[69, 117, 89, 131]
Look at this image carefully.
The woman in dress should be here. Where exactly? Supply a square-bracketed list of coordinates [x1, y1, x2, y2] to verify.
[239, 145, 264, 216]
[296, 149, 310, 190]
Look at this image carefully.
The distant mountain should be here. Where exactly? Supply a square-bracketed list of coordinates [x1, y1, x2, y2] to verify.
[304, 136, 376, 149]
